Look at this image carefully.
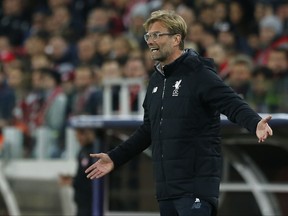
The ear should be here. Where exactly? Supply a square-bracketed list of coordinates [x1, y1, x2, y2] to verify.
[173, 34, 182, 47]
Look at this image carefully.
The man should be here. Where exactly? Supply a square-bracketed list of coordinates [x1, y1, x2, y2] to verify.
[266, 47, 288, 112]
[85, 10, 273, 216]
[37, 68, 67, 157]
[60, 127, 102, 216]
[73, 128, 101, 216]
[67, 66, 102, 117]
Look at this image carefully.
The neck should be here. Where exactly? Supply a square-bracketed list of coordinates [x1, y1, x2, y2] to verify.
[160, 49, 184, 67]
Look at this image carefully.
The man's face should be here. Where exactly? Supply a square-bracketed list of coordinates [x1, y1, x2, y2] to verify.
[74, 68, 92, 90]
[146, 21, 175, 65]
[229, 63, 251, 87]
[267, 51, 288, 74]
[75, 128, 94, 146]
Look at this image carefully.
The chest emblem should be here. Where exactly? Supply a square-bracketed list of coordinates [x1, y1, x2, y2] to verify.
[152, 87, 158, 93]
[81, 157, 89, 167]
[172, 79, 182, 96]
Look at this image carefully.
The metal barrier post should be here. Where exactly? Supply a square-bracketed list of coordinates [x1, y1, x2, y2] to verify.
[3, 127, 23, 158]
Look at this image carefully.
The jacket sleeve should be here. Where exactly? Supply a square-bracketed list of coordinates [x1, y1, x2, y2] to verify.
[196, 65, 261, 134]
[108, 95, 152, 168]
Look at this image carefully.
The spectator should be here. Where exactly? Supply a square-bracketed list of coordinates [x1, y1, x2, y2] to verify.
[125, 2, 150, 49]
[37, 68, 67, 157]
[85, 7, 111, 40]
[30, 54, 52, 70]
[213, 0, 229, 31]
[26, 10, 49, 37]
[0, 36, 14, 54]
[49, 6, 84, 42]
[76, 37, 98, 67]
[100, 59, 123, 81]
[68, 66, 102, 117]
[198, 3, 215, 30]
[99, 60, 122, 113]
[122, 57, 147, 79]
[176, 5, 196, 28]
[246, 66, 273, 113]
[122, 57, 148, 112]
[0, 36, 18, 73]
[254, 15, 285, 65]
[0, 68, 16, 148]
[45, 35, 77, 68]
[199, 28, 217, 54]
[225, 54, 254, 99]
[46, 0, 69, 10]
[205, 43, 230, 79]
[161, 1, 177, 11]
[93, 33, 113, 67]
[217, 22, 253, 55]
[186, 21, 206, 54]
[275, 1, 288, 34]
[265, 47, 288, 112]
[18, 68, 45, 156]
[254, 1, 274, 24]
[24, 34, 47, 57]
[68, 0, 102, 24]
[267, 47, 288, 75]
[111, 35, 135, 65]
[6, 66, 28, 106]
[229, 0, 255, 38]
[0, 0, 30, 46]
[6, 66, 31, 155]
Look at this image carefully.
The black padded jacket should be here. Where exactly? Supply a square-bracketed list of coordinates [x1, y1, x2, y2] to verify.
[108, 49, 262, 206]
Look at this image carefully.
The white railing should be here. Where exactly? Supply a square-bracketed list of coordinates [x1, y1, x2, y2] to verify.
[102, 78, 146, 116]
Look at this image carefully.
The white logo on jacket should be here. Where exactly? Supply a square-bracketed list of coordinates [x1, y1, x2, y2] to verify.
[152, 87, 158, 93]
[172, 79, 182, 96]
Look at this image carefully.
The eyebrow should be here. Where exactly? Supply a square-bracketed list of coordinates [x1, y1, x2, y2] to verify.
[146, 31, 161, 34]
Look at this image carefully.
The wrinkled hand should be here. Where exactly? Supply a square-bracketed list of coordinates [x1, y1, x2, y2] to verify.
[256, 115, 273, 143]
[85, 153, 114, 179]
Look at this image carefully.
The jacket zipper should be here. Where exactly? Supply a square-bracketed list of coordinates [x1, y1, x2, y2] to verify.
[160, 78, 167, 183]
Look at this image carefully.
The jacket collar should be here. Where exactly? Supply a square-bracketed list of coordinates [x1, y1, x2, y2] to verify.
[154, 49, 199, 77]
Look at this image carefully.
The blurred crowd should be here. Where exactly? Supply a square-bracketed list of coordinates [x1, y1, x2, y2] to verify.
[0, 0, 288, 157]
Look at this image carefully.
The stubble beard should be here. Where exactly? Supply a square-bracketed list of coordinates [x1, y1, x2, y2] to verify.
[151, 49, 169, 63]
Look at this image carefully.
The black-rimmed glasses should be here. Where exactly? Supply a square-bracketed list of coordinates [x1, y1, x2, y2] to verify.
[144, 32, 175, 42]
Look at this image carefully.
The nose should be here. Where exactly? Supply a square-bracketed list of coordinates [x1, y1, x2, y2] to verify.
[146, 36, 154, 45]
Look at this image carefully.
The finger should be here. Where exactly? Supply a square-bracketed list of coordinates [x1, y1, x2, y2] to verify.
[85, 162, 98, 173]
[268, 127, 273, 136]
[259, 131, 270, 143]
[258, 134, 265, 143]
[86, 170, 95, 179]
[262, 115, 272, 123]
[96, 172, 105, 179]
[87, 168, 99, 179]
[88, 169, 103, 179]
[90, 153, 101, 158]
[258, 136, 263, 142]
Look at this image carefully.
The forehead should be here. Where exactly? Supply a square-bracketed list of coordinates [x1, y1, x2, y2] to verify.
[147, 21, 168, 32]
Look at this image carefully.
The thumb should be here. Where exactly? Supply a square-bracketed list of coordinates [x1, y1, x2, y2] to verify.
[264, 115, 272, 122]
[90, 153, 102, 158]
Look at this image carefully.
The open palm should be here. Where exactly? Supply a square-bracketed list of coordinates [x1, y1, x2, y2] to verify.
[85, 153, 114, 179]
[256, 115, 273, 143]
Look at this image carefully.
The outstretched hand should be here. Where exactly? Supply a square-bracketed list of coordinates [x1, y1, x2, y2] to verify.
[85, 153, 114, 180]
[256, 115, 273, 143]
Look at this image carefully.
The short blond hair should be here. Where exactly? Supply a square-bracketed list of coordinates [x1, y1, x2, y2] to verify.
[143, 10, 187, 50]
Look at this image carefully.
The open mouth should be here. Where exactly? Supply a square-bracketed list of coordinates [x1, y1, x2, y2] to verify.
[150, 48, 159, 53]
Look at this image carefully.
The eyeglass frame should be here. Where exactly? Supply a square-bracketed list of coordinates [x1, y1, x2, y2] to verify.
[143, 32, 176, 42]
